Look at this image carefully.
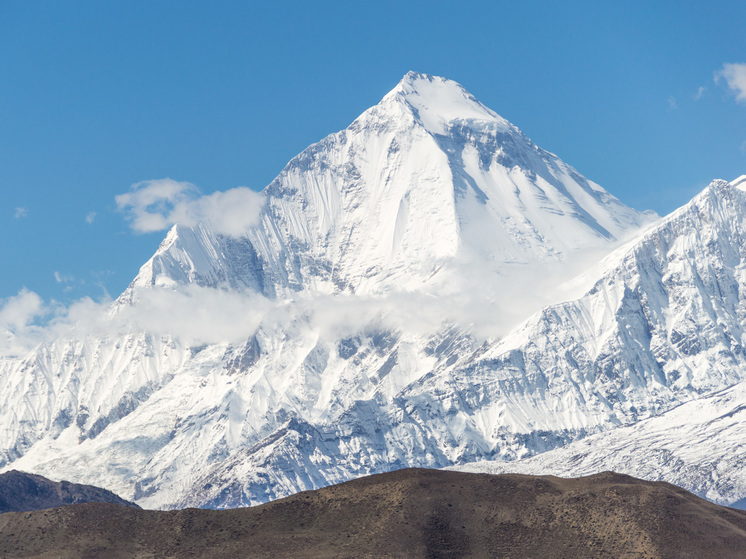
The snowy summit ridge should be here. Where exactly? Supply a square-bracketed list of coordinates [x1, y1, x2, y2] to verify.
[130, 72, 653, 300]
[3, 73, 744, 512]
[382, 71, 511, 134]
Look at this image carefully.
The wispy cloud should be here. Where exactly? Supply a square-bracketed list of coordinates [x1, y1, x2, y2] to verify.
[0, 237, 620, 358]
[85, 211, 96, 224]
[0, 289, 48, 355]
[54, 271, 74, 284]
[0, 286, 269, 355]
[0, 290, 44, 332]
[0, 173, 644, 359]
[715, 62, 746, 103]
[115, 178, 265, 237]
[14, 207, 28, 219]
[667, 96, 678, 110]
[694, 86, 706, 101]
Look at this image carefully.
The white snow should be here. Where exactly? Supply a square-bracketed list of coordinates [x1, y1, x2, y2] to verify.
[382, 71, 508, 135]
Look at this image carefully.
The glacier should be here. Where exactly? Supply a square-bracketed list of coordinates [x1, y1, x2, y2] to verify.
[1, 72, 744, 510]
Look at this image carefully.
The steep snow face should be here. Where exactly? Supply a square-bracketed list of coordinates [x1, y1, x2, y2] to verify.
[128, 72, 653, 298]
[0, 331, 188, 467]
[421, 178, 746, 438]
[451, 379, 746, 509]
[449, 176, 746, 508]
[126, 223, 266, 295]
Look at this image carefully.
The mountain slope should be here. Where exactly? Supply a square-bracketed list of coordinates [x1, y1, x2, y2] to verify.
[453, 378, 746, 509]
[3, 469, 746, 559]
[154, 174, 746, 509]
[449, 176, 746, 507]
[427, 176, 746, 440]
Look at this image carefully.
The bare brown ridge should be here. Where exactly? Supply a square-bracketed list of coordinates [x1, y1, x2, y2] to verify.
[0, 470, 139, 514]
[1, 468, 745, 558]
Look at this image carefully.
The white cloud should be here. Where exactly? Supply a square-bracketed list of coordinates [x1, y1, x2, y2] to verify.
[667, 96, 678, 110]
[115, 178, 265, 237]
[694, 86, 706, 101]
[0, 290, 49, 356]
[85, 211, 96, 224]
[0, 249, 611, 362]
[0, 226, 628, 359]
[0, 290, 44, 332]
[14, 207, 28, 219]
[0, 285, 269, 355]
[118, 285, 270, 345]
[715, 62, 746, 103]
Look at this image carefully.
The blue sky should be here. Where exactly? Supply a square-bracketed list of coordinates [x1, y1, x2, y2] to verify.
[1, 0, 745, 303]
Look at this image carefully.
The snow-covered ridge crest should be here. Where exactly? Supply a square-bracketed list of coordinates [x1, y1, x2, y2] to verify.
[445, 175, 746, 499]
[126, 221, 266, 294]
[730, 174, 746, 190]
[382, 71, 511, 135]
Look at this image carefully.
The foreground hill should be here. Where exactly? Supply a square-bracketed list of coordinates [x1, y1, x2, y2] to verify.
[1, 469, 746, 559]
[0, 470, 138, 514]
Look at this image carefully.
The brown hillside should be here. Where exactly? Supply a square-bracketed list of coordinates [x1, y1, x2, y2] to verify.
[0, 470, 139, 514]
[1, 468, 745, 558]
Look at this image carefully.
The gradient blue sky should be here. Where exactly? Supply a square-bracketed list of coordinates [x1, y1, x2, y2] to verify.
[1, 0, 745, 303]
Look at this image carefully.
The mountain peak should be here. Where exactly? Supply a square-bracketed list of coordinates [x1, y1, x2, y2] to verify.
[128, 73, 655, 298]
[382, 72, 508, 134]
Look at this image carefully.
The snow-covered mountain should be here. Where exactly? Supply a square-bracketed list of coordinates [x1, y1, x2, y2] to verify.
[127, 73, 650, 299]
[3, 72, 743, 511]
[452, 378, 746, 509]
[450, 175, 746, 508]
